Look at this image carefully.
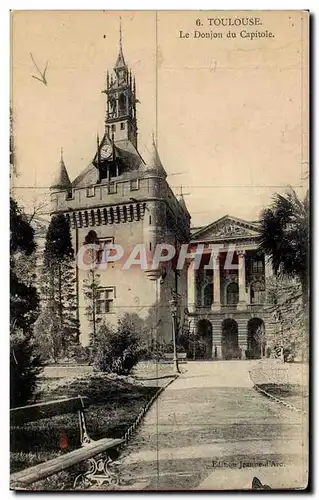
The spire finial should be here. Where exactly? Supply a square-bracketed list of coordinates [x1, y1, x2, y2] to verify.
[119, 16, 122, 50]
[60, 146, 64, 162]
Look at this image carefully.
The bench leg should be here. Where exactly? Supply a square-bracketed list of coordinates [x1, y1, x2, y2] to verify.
[78, 409, 93, 445]
[73, 454, 121, 489]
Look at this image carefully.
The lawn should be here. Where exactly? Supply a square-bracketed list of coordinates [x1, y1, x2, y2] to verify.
[10, 362, 177, 491]
[249, 359, 308, 412]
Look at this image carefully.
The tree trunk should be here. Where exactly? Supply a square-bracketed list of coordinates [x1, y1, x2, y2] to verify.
[58, 264, 64, 354]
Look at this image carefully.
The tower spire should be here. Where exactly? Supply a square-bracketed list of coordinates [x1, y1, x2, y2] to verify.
[119, 16, 122, 51]
[104, 20, 137, 148]
[114, 17, 126, 70]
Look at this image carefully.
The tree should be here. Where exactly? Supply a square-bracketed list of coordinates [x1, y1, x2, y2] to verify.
[40, 214, 79, 358]
[33, 307, 64, 363]
[10, 197, 41, 407]
[259, 189, 309, 306]
[266, 275, 307, 361]
[259, 189, 309, 360]
[83, 268, 102, 344]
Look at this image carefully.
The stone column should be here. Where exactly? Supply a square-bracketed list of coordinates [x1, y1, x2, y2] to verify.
[211, 253, 221, 311]
[187, 260, 196, 314]
[237, 250, 247, 310]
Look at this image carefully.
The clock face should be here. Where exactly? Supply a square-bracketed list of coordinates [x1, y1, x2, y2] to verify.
[101, 144, 113, 161]
[105, 145, 112, 156]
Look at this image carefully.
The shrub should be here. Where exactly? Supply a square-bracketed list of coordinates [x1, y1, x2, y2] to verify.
[10, 330, 42, 408]
[163, 342, 185, 354]
[92, 314, 145, 375]
[67, 344, 91, 364]
[283, 345, 296, 363]
[178, 332, 207, 359]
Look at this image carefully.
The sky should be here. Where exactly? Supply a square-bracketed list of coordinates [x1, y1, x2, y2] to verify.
[11, 10, 309, 227]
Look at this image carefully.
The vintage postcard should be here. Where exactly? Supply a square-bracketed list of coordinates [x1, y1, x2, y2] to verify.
[10, 10, 309, 491]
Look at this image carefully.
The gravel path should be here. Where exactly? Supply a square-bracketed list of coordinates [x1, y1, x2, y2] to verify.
[117, 361, 308, 491]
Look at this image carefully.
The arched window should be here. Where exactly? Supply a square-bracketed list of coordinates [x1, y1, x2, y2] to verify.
[109, 97, 116, 118]
[203, 284, 213, 307]
[227, 282, 239, 305]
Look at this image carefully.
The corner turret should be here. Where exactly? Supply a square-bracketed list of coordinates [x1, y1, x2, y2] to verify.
[50, 148, 72, 191]
[142, 136, 167, 179]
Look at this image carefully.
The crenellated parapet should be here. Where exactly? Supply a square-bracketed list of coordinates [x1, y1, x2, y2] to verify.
[64, 202, 147, 229]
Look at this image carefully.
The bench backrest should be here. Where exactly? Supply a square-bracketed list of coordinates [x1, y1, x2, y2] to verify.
[10, 396, 90, 426]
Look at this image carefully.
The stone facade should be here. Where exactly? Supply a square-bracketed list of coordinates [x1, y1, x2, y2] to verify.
[187, 216, 277, 360]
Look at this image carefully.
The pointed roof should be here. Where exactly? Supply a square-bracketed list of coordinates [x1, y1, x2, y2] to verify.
[114, 19, 126, 70]
[50, 148, 72, 190]
[115, 46, 126, 70]
[177, 193, 189, 215]
[143, 136, 167, 178]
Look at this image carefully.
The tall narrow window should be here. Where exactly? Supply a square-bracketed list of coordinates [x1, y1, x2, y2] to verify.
[130, 179, 139, 191]
[96, 288, 115, 314]
[118, 94, 127, 116]
[227, 282, 239, 305]
[203, 284, 213, 307]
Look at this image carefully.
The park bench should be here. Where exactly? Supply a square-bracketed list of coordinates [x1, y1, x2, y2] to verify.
[163, 352, 187, 363]
[10, 396, 124, 490]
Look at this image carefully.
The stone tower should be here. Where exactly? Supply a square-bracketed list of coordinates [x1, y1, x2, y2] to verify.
[49, 28, 190, 346]
[103, 23, 138, 148]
